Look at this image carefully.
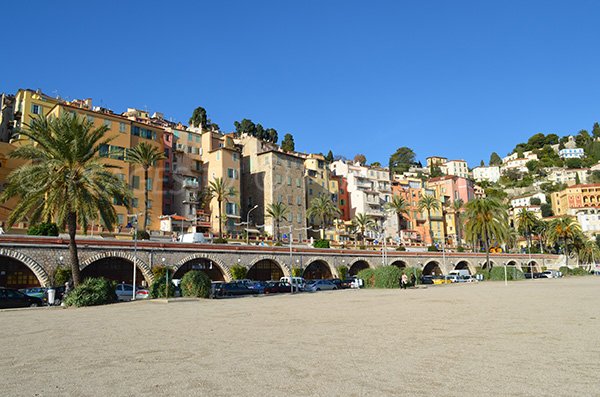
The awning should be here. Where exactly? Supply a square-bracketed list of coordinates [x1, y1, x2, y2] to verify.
[246, 228, 261, 234]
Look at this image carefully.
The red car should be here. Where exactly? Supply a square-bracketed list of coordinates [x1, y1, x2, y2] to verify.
[263, 281, 298, 294]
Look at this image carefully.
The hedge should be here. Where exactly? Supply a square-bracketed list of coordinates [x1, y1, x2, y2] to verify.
[230, 265, 248, 280]
[313, 239, 330, 248]
[180, 270, 211, 298]
[150, 275, 175, 298]
[337, 265, 349, 280]
[64, 277, 117, 307]
[357, 266, 402, 288]
[559, 266, 591, 276]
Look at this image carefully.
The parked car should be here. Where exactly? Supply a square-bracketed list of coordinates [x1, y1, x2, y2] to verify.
[420, 275, 434, 285]
[328, 279, 343, 289]
[279, 277, 306, 291]
[19, 287, 46, 300]
[341, 279, 355, 289]
[247, 281, 268, 294]
[115, 284, 150, 301]
[305, 280, 337, 292]
[264, 281, 298, 294]
[542, 270, 560, 278]
[0, 287, 43, 309]
[432, 275, 452, 285]
[20, 286, 67, 305]
[215, 282, 259, 297]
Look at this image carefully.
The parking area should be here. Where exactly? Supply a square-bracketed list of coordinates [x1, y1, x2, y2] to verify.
[1, 277, 598, 396]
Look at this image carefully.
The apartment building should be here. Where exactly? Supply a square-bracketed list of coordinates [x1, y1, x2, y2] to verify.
[501, 158, 530, 174]
[441, 159, 469, 179]
[551, 184, 600, 215]
[331, 175, 351, 221]
[329, 160, 396, 238]
[546, 167, 589, 186]
[11, 89, 62, 140]
[391, 176, 428, 245]
[304, 153, 332, 227]
[426, 156, 447, 168]
[240, 136, 306, 241]
[510, 192, 546, 208]
[573, 207, 600, 237]
[472, 165, 500, 183]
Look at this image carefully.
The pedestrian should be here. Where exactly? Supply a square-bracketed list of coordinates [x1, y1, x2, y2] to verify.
[410, 273, 416, 287]
[401, 273, 408, 289]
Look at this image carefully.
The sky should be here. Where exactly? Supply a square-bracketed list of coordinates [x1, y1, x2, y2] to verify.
[3, 0, 600, 167]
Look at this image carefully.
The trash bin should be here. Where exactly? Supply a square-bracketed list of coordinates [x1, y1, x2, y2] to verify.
[47, 288, 56, 305]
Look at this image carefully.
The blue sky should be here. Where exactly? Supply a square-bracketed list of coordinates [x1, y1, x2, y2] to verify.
[3, 0, 600, 166]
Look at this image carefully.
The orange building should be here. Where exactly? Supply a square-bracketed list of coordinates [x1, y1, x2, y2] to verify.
[551, 184, 600, 216]
[391, 177, 428, 245]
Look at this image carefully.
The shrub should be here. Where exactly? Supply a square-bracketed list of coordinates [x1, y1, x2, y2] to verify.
[357, 268, 376, 288]
[135, 230, 150, 240]
[396, 246, 406, 251]
[560, 266, 590, 276]
[27, 222, 59, 236]
[427, 245, 438, 252]
[152, 265, 167, 279]
[213, 237, 228, 244]
[475, 266, 490, 280]
[291, 268, 303, 277]
[489, 266, 524, 281]
[180, 270, 211, 298]
[313, 239, 330, 248]
[337, 265, 349, 280]
[64, 277, 117, 307]
[230, 265, 247, 280]
[150, 275, 175, 298]
[274, 241, 283, 246]
[358, 245, 366, 250]
[456, 246, 465, 253]
[53, 266, 72, 287]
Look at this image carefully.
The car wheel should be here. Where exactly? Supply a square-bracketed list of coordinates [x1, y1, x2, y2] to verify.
[30, 302, 39, 307]
[316, 288, 321, 291]
[333, 287, 337, 290]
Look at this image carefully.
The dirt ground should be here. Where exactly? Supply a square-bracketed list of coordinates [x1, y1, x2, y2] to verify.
[1, 277, 598, 396]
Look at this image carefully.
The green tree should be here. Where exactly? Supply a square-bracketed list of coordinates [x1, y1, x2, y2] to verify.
[265, 128, 278, 143]
[307, 194, 341, 237]
[540, 203, 553, 217]
[489, 152, 502, 166]
[266, 202, 289, 242]
[325, 150, 334, 163]
[546, 216, 581, 267]
[453, 199, 464, 247]
[371, 161, 381, 167]
[0, 113, 131, 286]
[463, 197, 509, 268]
[208, 177, 237, 239]
[354, 154, 367, 165]
[480, 160, 485, 167]
[351, 213, 375, 243]
[418, 195, 440, 245]
[565, 158, 583, 169]
[189, 106, 208, 129]
[127, 142, 166, 231]
[430, 165, 444, 178]
[281, 133, 295, 152]
[389, 147, 416, 174]
[593, 122, 600, 138]
[516, 208, 538, 253]
[526, 160, 540, 174]
[384, 195, 409, 237]
[233, 119, 257, 137]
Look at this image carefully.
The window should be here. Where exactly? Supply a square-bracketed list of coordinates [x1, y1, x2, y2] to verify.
[287, 160, 291, 168]
[276, 174, 282, 184]
[132, 176, 140, 189]
[297, 213, 302, 223]
[216, 152, 220, 161]
[226, 202, 237, 215]
[119, 122, 127, 133]
[188, 133, 193, 141]
[99, 144, 109, 158]
[146, 178, 153, 190]
[296, 196, 302, 205]
[232, 153, 238, 162]
[87, 115, 94, 123]
[340, 199, 345, 205]
[131, 198, 139, 208]
[288, 195, 292, 204]
[103, 119, 112, 128]
[278, 194, 283, 203]
[147, 200, 152, 209]
[227, 168, 238, 179]
[195, 160, 202, 171]
[31, 104, 41, 115]
[296, 178, 301, 187]
[117, 214, 124, 226]
[287, 176, 291, 186]
[195, 135, 200, 143]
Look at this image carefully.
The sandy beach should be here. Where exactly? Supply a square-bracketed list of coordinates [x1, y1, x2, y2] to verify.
[1, 277, 598, 396]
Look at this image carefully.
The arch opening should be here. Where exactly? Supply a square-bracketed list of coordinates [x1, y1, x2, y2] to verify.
[0, 256, 41, 289]
[454, 261, 472, 274]
[303, 260, 332, 281]
[81, 257, 146, 285]
[247, 259, 284, 281]
[423, 261, 443, 276]
[173, 259, 225, 282]
[349, 260, 370, 276]
[390, 260, 407, 269]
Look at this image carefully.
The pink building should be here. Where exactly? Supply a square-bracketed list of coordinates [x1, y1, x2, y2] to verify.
[427, 175, 475, 205]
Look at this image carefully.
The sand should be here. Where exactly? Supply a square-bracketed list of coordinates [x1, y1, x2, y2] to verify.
[0, 277, 599, 396]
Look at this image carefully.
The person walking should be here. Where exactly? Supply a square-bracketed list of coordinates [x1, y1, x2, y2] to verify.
[401, 273, 408, 289]
[410, 273, 416, 287]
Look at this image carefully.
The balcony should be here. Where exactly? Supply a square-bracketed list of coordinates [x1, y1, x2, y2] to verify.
[182, 179, 200, 189]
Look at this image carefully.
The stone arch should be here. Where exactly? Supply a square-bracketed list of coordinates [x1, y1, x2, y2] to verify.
[0, 248, 50, 287]
[173, 253, 231, 282]
[247, 257, 287, 281]
[349, 259, 371, 276]
[523, 260, 540, 274]
[423, 260, 443, 275]
[390, 259, 408, 269]
[454, 260, 475, 275]
[80, 251, 153, 284]
[303, 259, 333, 280]
[506, 260, 520, 271]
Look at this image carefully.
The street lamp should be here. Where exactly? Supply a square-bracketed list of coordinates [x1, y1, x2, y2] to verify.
[127, 213, 141, 300]
[246, 205, 258, 245]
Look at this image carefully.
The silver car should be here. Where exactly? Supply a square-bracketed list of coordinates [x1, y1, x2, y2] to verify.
[305, 280, 337, 292]
[115, 284, 150, 301]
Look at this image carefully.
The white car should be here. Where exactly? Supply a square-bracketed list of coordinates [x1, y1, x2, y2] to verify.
[115, 284, 150, 301]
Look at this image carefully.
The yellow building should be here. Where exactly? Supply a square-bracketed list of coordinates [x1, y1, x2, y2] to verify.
[12, 89, 61, 142]
[304, 153, 332, 227]
[0, 142, 29, 231]
[551, 184, 600, 216]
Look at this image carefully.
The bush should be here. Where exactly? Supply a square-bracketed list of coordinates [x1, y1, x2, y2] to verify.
[475, 266, 490, 280]
[274, 241, 283, 246]
[489, 266, 524, 281]
[135, 230, 150, 240]
[230, 265, 247, 280]
[313, 239, 330, 248]
[337, 265, 349, 280]
[560, 266, 590, 276]
[27, 222, 59, 236]
[150, 275, 175, 298]
[357, 267, 402, 288]
[291, 268, 303, 277]
[53, 265, 71, 287]
[358, 245, 366, 250]
[456, 246, 465, 252]
[427, 245, 438, 252]
[64, 277, 117, 307]
[213, 237, 228, 244]
[152, 265, 167, 279]
[180, 270, 211, 298]
[396, 246, 406, 251]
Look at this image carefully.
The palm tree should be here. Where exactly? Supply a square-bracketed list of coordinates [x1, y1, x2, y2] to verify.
[306, 194, 341, 238]
[384, 195, 409, 238]
[418, 194, 440, 246]
[576, 239, 600, 270]
[546, 216, 581, 268]
[208, 177, 237, 239]
[127, 142, 165, 231]
[452, 199, 464, 247]
[516, 208, 538, 254]
[0, 113, 131, 286]
[464, 197, 509, 269]
[266, 202, 289, 242]
[533, 220, 549, 253]
[352, 213, 376, 243]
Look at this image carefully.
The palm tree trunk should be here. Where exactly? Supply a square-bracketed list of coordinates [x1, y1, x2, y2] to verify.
[456, 214, 461, 248]
[427, 209, 433, 245]
[276, 220, 280, 242]
[143, 167, 149, 231]
[218, 199, 223, 239]
[484, 231, 490, 269]
[67, 212, 81, 287]
[397, 213, 402, 238]
[564, 237, 569, 267]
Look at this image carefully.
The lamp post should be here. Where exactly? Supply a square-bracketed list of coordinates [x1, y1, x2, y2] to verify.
[503, 262, 507, 286]
[162, 257, 168, 297]
[246, 205, 258, 245]
[127, 213, 141, 300]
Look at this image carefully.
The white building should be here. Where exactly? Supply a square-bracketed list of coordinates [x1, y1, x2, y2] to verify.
[571, 207, 600, 237]
[546, 168, 589, 186]
[441, 159, 469, 179]
[559, 147, 585, 159]
[510, 192, 546, 208]
[472, 166, 500, 183]
[502, 151, 538, 164]
[501, 158, 530, 174]
[330, 161, 397, 238]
